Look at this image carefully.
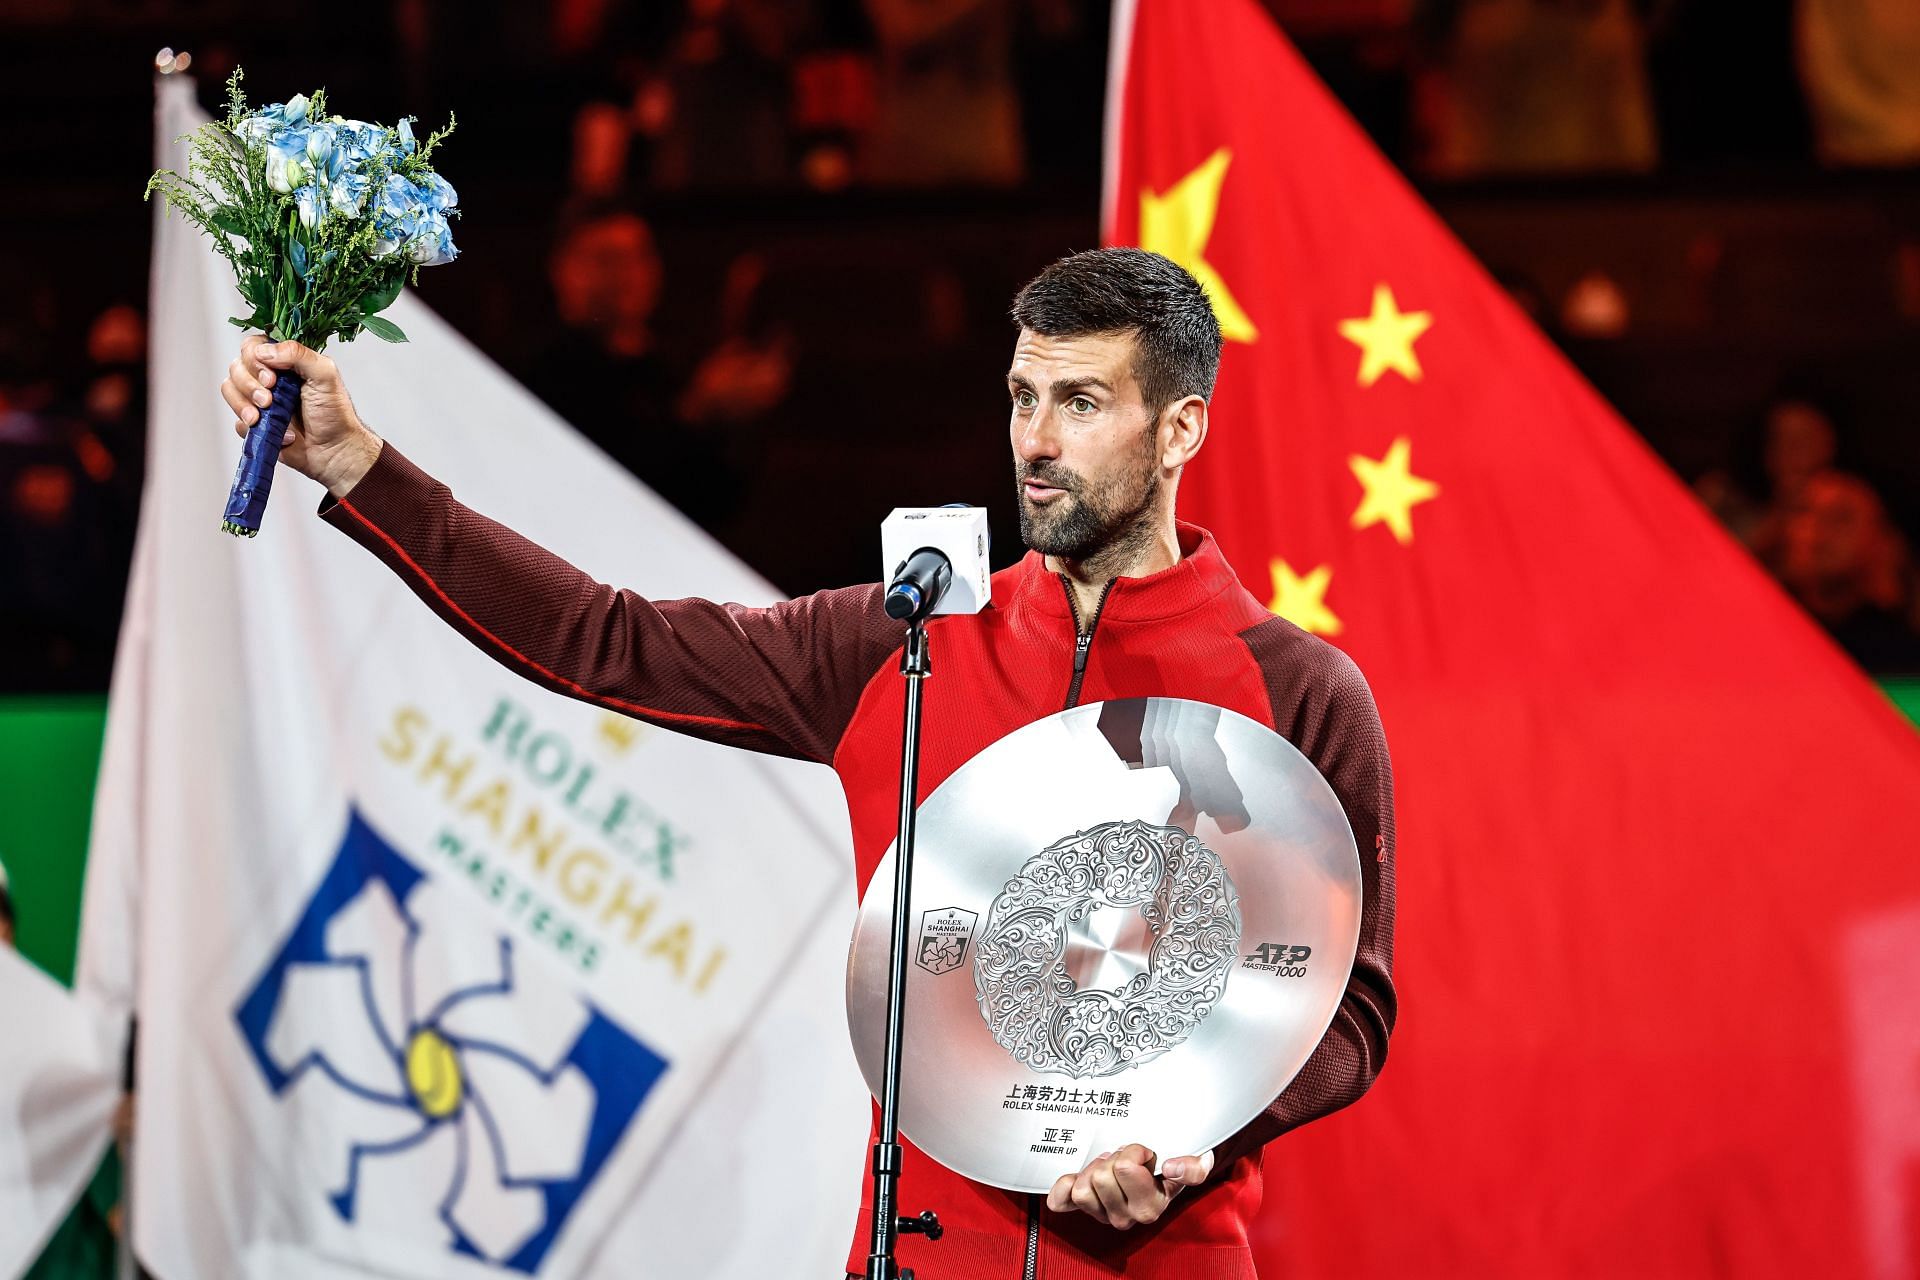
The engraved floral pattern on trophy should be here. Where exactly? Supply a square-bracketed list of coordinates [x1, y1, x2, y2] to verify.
[973, 819, 1243, 1078]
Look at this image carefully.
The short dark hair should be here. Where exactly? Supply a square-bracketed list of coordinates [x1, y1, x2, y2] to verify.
[0, 881, 13, 933]
[1009, 248, 1224, 415]
[549, 193, 654, 258]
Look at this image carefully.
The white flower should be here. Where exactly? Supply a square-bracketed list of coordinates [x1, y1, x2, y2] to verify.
[264, 130, 311, 194]
[293, 184, 324, 230]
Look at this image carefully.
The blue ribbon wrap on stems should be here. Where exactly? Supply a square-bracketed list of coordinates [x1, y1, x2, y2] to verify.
[222, 369, 303, 536]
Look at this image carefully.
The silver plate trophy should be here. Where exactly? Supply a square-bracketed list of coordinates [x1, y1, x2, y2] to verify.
[845, 697, 1363, 1193]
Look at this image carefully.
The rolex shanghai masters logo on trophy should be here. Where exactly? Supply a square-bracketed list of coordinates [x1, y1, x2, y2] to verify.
[915, 906, 979, 976]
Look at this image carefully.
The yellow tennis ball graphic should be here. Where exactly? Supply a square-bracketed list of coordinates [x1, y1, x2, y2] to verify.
[406, 1028, 464, 1119]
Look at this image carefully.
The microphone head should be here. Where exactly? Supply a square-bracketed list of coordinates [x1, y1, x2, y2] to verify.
[884, 582, 922, 620]
[885, 549, 952, 621]
[880, 507, 991, 616]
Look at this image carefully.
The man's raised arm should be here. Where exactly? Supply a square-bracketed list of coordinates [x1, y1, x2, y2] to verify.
[223, 336, 903, 765]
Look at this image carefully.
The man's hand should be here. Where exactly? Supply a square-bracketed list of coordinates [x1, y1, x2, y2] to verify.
[1045, 1144, 1216, 1230]
[219, 335, 382, 499]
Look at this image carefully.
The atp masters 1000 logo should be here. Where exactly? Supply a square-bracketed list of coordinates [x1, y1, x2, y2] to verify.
[236, 808, 667, 1273]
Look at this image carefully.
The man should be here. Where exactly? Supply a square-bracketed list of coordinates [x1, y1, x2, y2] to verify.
[1778, 469, 1920, 671]
[519, 198, 751, 535]
[218, 247, 1397, 1278]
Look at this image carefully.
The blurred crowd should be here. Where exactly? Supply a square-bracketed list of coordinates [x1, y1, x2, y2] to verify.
[1288, 0, 1920, 176]
[5, 0, 1920, 693]
[550, 0, 1097, 194]
[435, 0, 1107, 198]
[520, 198, 788, 534]
[0, 300, 147, 690]
[1695, 389, 1920, 670]
[531, 0, 1920, 197]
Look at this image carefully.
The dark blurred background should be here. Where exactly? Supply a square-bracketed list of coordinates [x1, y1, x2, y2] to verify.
[7, 0, 1920, 692]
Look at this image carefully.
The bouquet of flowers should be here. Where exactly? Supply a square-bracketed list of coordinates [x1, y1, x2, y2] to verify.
[145, 69, 460, 536]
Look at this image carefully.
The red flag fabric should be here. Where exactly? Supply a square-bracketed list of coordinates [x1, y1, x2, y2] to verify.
[1105, 1, 1920, 1275]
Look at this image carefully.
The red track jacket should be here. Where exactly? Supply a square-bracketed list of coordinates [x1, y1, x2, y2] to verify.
[320, 442, 1397, 1279]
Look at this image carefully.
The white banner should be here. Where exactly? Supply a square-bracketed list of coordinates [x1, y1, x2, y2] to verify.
[0, 946, 123, 1280]
[75, 73, 867, 1279]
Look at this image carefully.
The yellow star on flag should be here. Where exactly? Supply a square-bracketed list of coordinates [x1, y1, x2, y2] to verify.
[1349, 436, 1440, 544]
[1139, 148, 1258, 343]
[1338, 284, 1432, 387]
[1268, 559, 1342, 636]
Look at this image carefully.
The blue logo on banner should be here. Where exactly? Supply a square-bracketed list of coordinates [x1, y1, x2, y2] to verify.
[236, 807, 667, 1273]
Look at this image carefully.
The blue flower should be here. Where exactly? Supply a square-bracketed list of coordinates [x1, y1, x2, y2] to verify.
[328, 168, 373, 219]
[265, 128, 313, 194]
[305, 122, 337, 170]
[332, 118, 388, 161]
[417, 172, 458, 213]
[369, 174, 421, 258]
[365, 173, 458, 264]
[409, 214, 459, 267]
[396, 116, 417, 156]
[293, 183, 326, 230]
[307, 127, 359, 196]
[375, 172, 418, 219]
[235, 94, 311, 145]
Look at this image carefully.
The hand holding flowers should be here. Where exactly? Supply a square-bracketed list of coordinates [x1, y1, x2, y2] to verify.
[146, 69, 460, 535]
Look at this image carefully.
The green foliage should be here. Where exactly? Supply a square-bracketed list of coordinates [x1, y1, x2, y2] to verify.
[400, 110, 459, 177]
[358, 314, 408, 343]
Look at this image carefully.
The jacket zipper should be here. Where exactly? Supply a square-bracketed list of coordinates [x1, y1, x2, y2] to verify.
[1024, 1193, 1041, 1280]
[1025, 575, 1119, 1277]
[1061, 576, 1115, 710]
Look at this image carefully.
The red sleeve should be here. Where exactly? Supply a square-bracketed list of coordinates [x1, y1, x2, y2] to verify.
[317, 440, 904, 764]
[1217, 618, 1398, 1167]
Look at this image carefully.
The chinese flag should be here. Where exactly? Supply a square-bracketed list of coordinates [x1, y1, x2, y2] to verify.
[1106, 1, 1920, 1275]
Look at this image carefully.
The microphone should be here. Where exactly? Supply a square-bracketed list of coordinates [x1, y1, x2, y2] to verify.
[886, 549, 952, 620]
[881, 506, 991, 620]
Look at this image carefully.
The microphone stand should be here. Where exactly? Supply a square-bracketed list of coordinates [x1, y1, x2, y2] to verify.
[863, 618, 943, 1279]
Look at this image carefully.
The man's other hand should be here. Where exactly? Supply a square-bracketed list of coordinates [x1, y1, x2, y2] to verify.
[1045, 1144, 1216, 1230]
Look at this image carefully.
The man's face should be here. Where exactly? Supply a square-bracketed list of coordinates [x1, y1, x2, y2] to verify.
[1764, 400, 1836, 497]
[1783, 471, 1883, 586]
[550, 215, 662, 332]
[1007, 329, 1162, 562]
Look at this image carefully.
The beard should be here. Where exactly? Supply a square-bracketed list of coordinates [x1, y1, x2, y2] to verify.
[1015, 450, 1162, 566]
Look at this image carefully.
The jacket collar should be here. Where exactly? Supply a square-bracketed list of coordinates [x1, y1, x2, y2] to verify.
[1009, 520, 1244, 624]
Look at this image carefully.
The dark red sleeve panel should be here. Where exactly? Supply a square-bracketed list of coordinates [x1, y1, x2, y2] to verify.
[1217, 617, 1398, 1168]
[317, 440, 904, 764]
